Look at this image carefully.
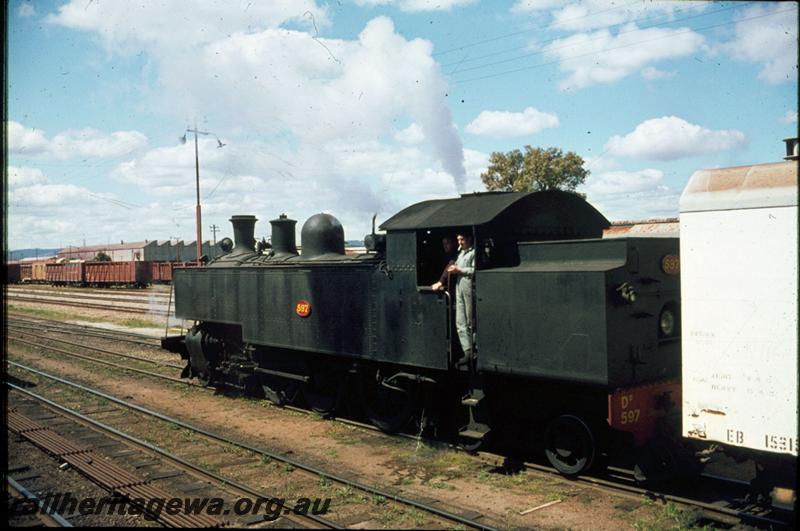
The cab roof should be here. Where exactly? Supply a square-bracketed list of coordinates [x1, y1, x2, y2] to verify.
[380, 190, 610, 237]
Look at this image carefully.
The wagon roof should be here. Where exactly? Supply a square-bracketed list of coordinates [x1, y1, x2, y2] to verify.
[680, 160, 798, 212]
[380, 190, 609, 232]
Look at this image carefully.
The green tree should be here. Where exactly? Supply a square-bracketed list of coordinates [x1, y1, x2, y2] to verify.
[94, 251, 112, 262]
[481, 146, 589, 193]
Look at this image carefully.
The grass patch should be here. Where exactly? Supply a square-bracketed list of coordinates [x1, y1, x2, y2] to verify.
[118, 317, 161, 328]
[628, 500, 705, 531]
[372, 505, 427, 528]
[9, 305, 87, 322]
[386, 441, 481, 484]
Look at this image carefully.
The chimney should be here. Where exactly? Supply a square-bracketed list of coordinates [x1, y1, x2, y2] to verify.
[270, 214, 298, 257]
[229, 215, 257, 256]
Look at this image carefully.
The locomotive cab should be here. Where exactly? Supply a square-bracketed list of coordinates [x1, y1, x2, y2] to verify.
[380, 190, 612, 370]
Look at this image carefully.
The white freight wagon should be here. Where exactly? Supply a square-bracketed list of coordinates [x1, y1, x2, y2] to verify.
[680, 142, 797, 478]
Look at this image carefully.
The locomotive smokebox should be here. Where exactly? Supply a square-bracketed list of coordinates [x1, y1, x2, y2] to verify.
[229, 215, 258, 256]
[301, 213, 345, 259]
[270, 214, 298, 257]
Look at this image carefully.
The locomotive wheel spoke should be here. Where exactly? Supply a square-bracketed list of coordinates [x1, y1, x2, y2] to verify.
[544, 414, 596, 476]
[261, 376, 298, 407]
[360, 372, 419, 434]
[194, 369, 213, 387]
[302, 369, 344, 418]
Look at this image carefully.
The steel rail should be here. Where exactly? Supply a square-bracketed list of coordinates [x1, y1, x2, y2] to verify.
[7, 287, 172, 304]
[7, 360, 498, 531]
[7, 384, 335, 529]
[7, 315, 168, 342]
[7, 295, 171, 317]
[9, 285, 172, 296]
[9, 337, 194, 387]
[7, 476, 74, 527]
[7, 328, 183, 369]
[8, 322, 163, 348]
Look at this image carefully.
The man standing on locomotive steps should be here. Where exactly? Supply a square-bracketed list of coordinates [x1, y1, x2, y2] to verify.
[448, 233, 475, 366]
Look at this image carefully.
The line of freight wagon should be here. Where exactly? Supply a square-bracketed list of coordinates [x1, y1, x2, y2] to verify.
[4, 260, 199, 287]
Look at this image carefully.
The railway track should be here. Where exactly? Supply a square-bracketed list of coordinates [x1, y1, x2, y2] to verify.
[8, 314, 170, 344]
[9, 321, 165, 348]
[9, 284, 173, 296]
[6, 361, 500, 530]
[7, 319, 793, 529]
[7, 293, 172, 317]
[7, 387, 334, 528]
[6, 476, 73, 527]
[7, 286, 173, 303]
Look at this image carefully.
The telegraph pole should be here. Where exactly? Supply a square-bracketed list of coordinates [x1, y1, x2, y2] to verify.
[182, 121, 225, 263]
[209, 224, 220, 258]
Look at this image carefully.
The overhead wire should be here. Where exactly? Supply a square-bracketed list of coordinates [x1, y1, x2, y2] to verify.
[442, 2, 747, 72]
[433, 0, 643, 56]
[450, 6, 794, 85]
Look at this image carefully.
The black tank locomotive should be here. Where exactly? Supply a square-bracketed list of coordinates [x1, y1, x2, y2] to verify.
[169, 191, 682, 475]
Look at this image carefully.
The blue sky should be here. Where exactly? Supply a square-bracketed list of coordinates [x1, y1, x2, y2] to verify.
[6, 0, 798, 249]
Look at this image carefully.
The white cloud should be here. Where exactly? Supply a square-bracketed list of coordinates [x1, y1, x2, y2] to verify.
[641, 66, 674, 80]
[17, 2, 36, 17]
[547, 1, 708, 32]
[8, 166, 47, 189]
[355, 0, 476, 12]
[579, 167, 679, 221]
[395, 123, 425, 144]
[6, 165, 169, 248]
[582, 168, 665, 196]
[583, 155, 619, 173]
[510, 0, 565, 14]
[781, 110, 798, 124]
[46, 1, 328, 54]
[720, 3, 798, 85]
[107, 134, 469, 241]
[544, 23, 705, 90]
[8, 121, 147, 159]
[50, 7, 466, 191]
[462, 148, 491, 193]
[466, 107, 559, 137]
[605, 116, 747, 161]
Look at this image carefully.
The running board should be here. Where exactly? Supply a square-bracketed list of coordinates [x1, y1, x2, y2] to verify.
[461, 395, 482, 407]
[458, 427, 491, 440]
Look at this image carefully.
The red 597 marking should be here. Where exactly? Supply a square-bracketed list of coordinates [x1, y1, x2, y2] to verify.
[295, 300, 311, 317]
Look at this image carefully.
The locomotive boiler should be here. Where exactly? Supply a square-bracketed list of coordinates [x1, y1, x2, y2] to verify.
[168, 190, 682, 476]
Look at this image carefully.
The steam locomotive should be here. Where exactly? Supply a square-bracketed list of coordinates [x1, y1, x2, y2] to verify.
[166, 190, 683, 476]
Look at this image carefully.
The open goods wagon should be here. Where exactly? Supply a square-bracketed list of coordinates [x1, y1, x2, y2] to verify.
[46, 262, 85, 284]
[151, 261, 197, 283]
[85, 261, 151, 286]
[21, 261, 52, 283]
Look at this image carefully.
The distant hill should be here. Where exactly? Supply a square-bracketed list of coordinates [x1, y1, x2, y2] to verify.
[6, 248, 61, 261]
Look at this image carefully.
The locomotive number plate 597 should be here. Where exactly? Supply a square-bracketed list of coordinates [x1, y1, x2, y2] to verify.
[295, 300, 311, 317]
